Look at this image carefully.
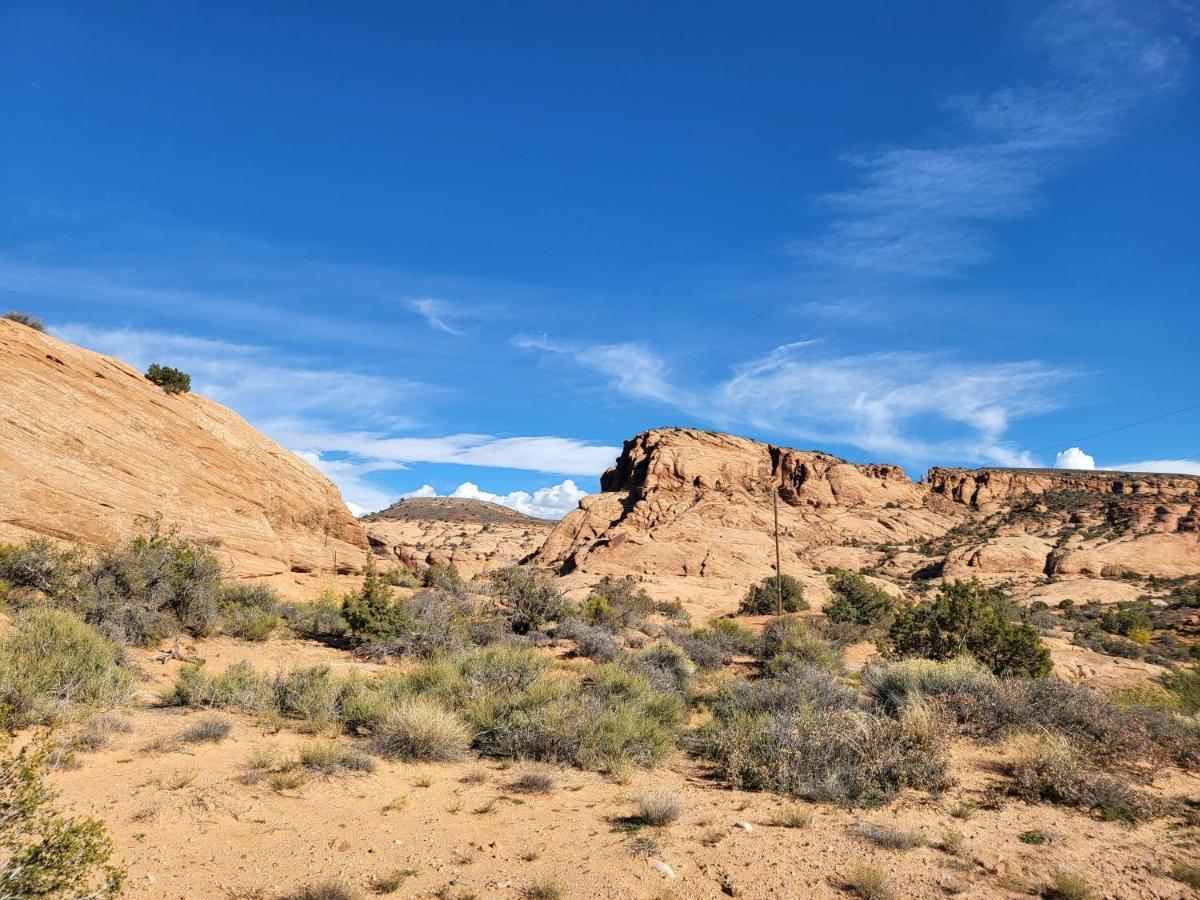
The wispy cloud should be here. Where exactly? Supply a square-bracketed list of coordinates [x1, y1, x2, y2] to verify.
[54, 323, 619, 514]
[520, 336, 1076, 466]
[794, 0, 1192, 279]
[408, 297, 465, 336]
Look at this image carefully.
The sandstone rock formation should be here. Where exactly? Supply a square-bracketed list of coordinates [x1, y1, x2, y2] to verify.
[364, 497, 553, 578]
[536, 428, 1200, 618]
[0, 318, 367, 596]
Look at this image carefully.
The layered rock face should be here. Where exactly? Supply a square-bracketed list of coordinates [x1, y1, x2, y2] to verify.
[0, 319, 367, 596]
[364, 497, 553, 578]
[536, 428, 1200, 616]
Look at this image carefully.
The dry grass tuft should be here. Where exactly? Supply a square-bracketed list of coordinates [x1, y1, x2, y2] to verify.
[180, 716, 232, 744]
[1042, 871, 1097, 900]
[845, 862, 893, 900]
[373, 697, 471, 762]
[767, 806, 810, 828]
[633, 790, 683, 826]
[854, 822, 925, 850]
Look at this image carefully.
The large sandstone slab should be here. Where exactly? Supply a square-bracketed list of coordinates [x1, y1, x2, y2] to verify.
[0, 319, 367, 596]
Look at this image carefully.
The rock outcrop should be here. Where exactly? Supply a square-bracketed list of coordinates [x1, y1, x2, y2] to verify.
[0, 319, 367, 596]
[364, 497, 553, 578]
[536, 428, 1200, 617]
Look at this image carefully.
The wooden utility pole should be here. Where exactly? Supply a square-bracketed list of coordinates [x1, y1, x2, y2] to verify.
[773, 484, 783, 616]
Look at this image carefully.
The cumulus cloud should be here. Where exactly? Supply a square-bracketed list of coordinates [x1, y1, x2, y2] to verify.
[401, 479, 588, 519]
[1054, 447, 1097, 469]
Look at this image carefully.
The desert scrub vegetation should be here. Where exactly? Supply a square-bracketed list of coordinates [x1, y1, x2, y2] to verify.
[632, 789, 683, 825]
[757, 616, 842, 673]
[2, 309, 45, 331]
[699, 664, 949, 804]
[885, 579, 1051, 677]
[738, 574, 807, 615]
[0, 608, 133, 729]
[144, 362, 191, 394]
[824, 569, 896, 627]
[0, 522, 289, 648]
[166, 644, 686, 774]
[0, 735, 126, 898]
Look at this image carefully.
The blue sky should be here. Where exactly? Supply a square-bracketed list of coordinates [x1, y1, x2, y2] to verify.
[2, 1, 1198, 517]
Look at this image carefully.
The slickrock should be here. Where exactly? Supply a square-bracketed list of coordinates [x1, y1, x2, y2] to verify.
[0, 318, 367, 596]
[364, 497, 553, 578]
[535, 427, 1200, 616]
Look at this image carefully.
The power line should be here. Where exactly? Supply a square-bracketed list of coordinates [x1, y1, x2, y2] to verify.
[999, 401, 1200, 465]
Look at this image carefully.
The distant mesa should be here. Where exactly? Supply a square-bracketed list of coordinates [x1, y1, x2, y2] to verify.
[363, 496, 552, 526]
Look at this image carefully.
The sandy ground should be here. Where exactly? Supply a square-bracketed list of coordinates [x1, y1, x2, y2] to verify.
[37, 636, 1199, 900]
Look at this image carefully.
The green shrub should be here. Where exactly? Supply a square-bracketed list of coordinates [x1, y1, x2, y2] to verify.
[223, 604, 278, 640]
[825, 570, 896, 627]
[0, 736, 125, 898]
[298, 741, 375, 774]
[422, 561, 465, 593]
[144, 363, 191, 394]
[281, 590, 349, 637]
[844, 862, 891, 900]
[1100, 603, 1153, 637]
[739, 574, 807, 615]
[0, 538, 80, 599]
[886, 580, 1051, 677]
[487, 566, 571, 634]
[2, 310, 46, 331]
[343, 559, 408, 639]
[358, 589, 474, 660]
[0, 609, 133, 728]
[1160, 667, 1200, 714]
[382, 565, 420, 588]
[555, 620, 620, 662]
[584, 575, 657, 628]
[73, 523, 224, 645]
[276, 666, 341, 731]
[164, 661, 274, 714]
[701, 666, 947, 804]
[622, 641, 696, 695]
[861, 656, 995, 713]
[759, 617, 841, 671]
[373, 697, 471, 761]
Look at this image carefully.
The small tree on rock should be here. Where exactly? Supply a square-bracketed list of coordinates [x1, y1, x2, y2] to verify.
[739, 575, 807, 615]
[2, 311, 45, 332]
[145, 363, 191, 394]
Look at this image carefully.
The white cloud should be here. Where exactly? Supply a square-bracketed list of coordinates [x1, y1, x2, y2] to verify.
[399, 479, 588, 519]
[523, 335, 1074, 466]
[793, 0, 1191, 278]
[1055, 447, 1097, 469]
[408, 298, 464, 336]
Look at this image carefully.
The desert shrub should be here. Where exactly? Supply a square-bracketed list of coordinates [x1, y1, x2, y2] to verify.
[0, 538, 81, 599]
[180, 716, 232, 743]
[632, 790, 683, 825]
[1004, 733, 1158, 822]
[2, 310, 45, 331]
[373, 697, 471, 761]
[583, 575, 658, 628]
[73, 714, 132, 752]
[844, 862, 892, 900]
[1170, 860, 1200, 890]
[1159, 667, 1200, 714]
[1100, 602, 1154, 637]
[759, 617, 841, 671]
[509, 768, 555, 793]
[1043, 872, 1097, 900]
[382, 565, 420, 588]
[276, 665, 341, 731]
[698, 618, 758, 654]
[702, 667, 948, 804]
[0, 609, 133, 728]
[285, 882, 357, 900]
[861, 656, 995, 713]
[825, 570, 896, 627]
[164, 661, 275, 714]
[554, 620, 620, 662]
[343, 559, 407, 639]
[70, 523, 224, 645]
[220, 582, 280, 641]
[665, 628, 727, 670]
[487, 566, 571, 634]
[854, 821, 925, 849]
[739, 574, 807, 615]
[357, 589, 474, 660]
[144, 363, 191, 394]
[622, 641, 696, 694]
[281, 590, 349, 638]
[422, 561, 465, 593]
[0, 736, 126, 898]
[886, 579, 1051, 677]
[298, 741, 375, 774]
